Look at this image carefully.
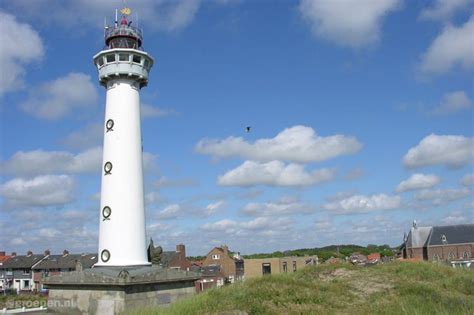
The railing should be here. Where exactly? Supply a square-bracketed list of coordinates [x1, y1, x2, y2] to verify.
[105, 25, 143, 41]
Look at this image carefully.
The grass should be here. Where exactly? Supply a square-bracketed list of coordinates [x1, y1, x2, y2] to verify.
[131, 261, 474, 315]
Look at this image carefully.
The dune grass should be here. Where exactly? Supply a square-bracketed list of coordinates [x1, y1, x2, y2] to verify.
[132, 261, 474, 315]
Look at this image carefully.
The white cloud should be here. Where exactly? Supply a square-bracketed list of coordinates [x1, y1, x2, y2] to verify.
[414, 187, 471, 205]
[0, 175, 75, 208]
[242, 197, 315, 216]
[460, 173, 474, 186]
[396, 173, 441, 192]
[323, 194, 401, 214]
[39, 228, 60, 238]
[419, 0, 471, 21]
[196, 125, 362, 163]
[142, 152, 159, 173]
[0, 11, 44, 95]
[430, 91, 472, 115]
[157, 204, 182, 220]
[154, 176, 197, 188]
[4, 0, 202, 33]
[0, 147, 102, 176]
[201, 216, 292, 235]
[19, 72, 98, 120]
[156, 200, 225, 220]
[204, 201, 225, 216]
[442, 210, 469, 225]
[420, 15, 474, 75]
[218, 161, 335, 187]
[1, 147, 158, 176]
[141, 104, 175, 119]
[145, 192, 162, 205]
[298, 0, 400, 48]
[60, 123, 103, 150]
[403, 134, 474, 169]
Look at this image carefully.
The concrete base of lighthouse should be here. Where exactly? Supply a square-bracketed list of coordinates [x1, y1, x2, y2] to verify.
[43, 266, 200, 314]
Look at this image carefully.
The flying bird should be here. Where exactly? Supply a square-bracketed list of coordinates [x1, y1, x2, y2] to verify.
[245, 126, 251, 133]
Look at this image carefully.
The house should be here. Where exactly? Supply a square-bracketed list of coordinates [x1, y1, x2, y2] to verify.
[160, 244, 190, 271]
[244, 255, 318, 279]
[367, 253, 381, 262]
[31, 250, 97, 291]
[426, 224, 474, 262]
[402, 222, 474, 262]
[202, 245, 244, 283]
[402, 222, 432, 260]
[0, 251, 12, 291]
[0, 251, 47, 292]
[349, 253, 367, 265]
[195, 265, 226, 292]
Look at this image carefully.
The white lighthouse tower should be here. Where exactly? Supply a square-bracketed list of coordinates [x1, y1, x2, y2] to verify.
[93, 8, 153, 267]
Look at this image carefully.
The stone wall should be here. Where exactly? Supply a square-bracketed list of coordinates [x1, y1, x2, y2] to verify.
[47, 280, 196, 314]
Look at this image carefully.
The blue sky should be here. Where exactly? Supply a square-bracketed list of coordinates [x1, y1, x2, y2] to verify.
[0, 0, 473, 256]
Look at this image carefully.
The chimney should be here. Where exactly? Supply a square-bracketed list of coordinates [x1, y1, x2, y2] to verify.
[27, 250, 33, 256]
[44, 250, 51, 256]
[176, 244, 185, 254]
[11, 252, 17, 257]
[63, 250, 69, 256]
[222, 245, 229, 255]
[0, 251, 5, 256]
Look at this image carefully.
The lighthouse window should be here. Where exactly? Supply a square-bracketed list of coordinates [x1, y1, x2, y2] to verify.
[119, 53, 129, 62]
[104, 162, 113, 175]
[106, 54, 116, 63]
[97, 58, 104, 67]
[102, 206, 111, 220]
[132, 55, 141, 64]
[106, 119, 114, 132]
[101, 250, 110, 263]
[144, 59, 150, 69]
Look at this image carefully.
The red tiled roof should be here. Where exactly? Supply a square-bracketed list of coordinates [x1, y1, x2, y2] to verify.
[0, 256, 11, 263]
[367, 253, 381, 260]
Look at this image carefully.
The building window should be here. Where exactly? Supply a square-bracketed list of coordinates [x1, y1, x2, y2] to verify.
[262, 263, 271, 276]
[144, 59, 150, 69]
[211, 254, 220, 260]
[23, 269, 30, 275]
[119, 53, 129, 62]
[132, 55, 141, 64]
[283, 262, 287, 273]
[432, 253, 440, 261]
[98, 58, 104, 67]
[447, 252, 455, 261]
[106, 54, 116, 63]
[292, 261, 297, 272]
[463, 251, 470, 259]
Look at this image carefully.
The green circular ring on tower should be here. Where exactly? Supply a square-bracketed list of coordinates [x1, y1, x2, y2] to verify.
[101, 249, 111, 262]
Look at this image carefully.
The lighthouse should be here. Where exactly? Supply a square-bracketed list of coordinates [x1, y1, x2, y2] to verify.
[93, 8, 153, 266]
[44, 8, 199, 312]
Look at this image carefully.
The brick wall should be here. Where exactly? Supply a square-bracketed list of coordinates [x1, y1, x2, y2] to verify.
[244, 256, 315, 279]
[427, 244, 473, 261]
[202, 247, 236, 278]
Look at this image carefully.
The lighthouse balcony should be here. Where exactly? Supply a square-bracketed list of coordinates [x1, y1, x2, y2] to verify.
[94, 49, 154, 88]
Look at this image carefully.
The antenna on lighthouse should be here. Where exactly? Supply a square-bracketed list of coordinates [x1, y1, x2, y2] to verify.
[115, 9, 118, 26]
